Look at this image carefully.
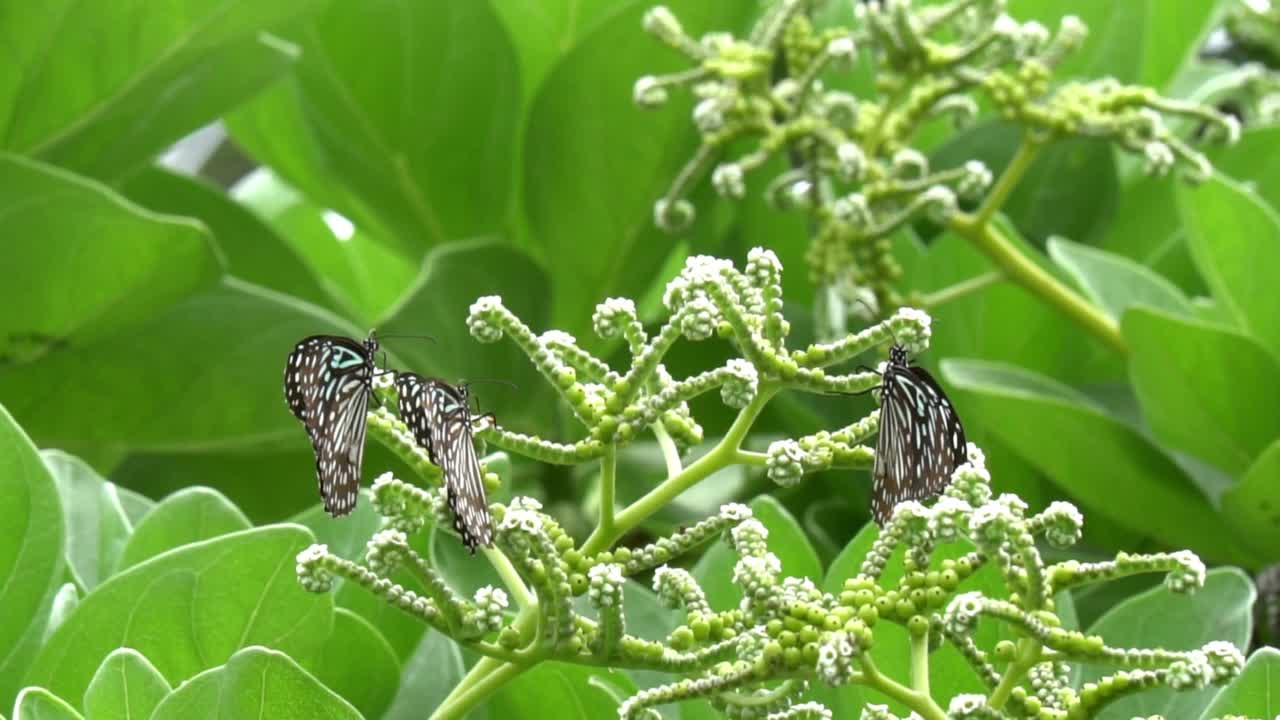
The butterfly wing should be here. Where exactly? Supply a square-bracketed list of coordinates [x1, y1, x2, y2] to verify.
[870, 361, 966, 524]
[426, 381, 494, 553]
[284, 335, 373, 516]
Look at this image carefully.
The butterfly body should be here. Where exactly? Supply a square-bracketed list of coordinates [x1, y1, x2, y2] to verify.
[284, 332, 379, 516]
[871, 343, 967, 524]
[396, 372, 494, 552]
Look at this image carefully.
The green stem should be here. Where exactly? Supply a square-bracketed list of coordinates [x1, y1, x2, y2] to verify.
[975, 138, 1040, 226]
[652, 422, 684, 478]
[483, 546, 535, 609]
[988, 638, 1042, 710]
[949, 213, 1126, 353]
[910, 632, 930, 696]
[432, 658, 529, 720]
[920, 270, 1004, 308]
[598, 445, 617, 540]
[860, 654, 948, 720]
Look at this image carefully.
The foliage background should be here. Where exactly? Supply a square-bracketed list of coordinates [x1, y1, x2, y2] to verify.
[1, 0, 1278, 718]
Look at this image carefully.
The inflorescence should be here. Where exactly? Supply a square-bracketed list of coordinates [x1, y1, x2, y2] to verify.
[290, 247, 1245, 719]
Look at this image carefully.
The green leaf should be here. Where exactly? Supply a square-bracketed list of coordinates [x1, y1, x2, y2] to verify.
[1082, 567, 1254, 720]
[1221, 440, 1280, 563]
[231, 169, 416, 328]
[119, 166, 335, 315]
[0, 278, 364, 454]
[40, 451, 132, 590]
[1124, 307, 1280, 477]
[1100, 174, 1205, 295]
[226, 0, 519, 256]
[1198, 646, 1280, 720]
[523, 0, 754, 339]
[1048, 237, 1193, 322]
[116, 487, 252, 570]
[384, 632, 467, 720]
[1138, 1, 1224, 90]
[941, 359, 1257, 565]
[1179, 175, 1280, 360]
[819, 523, 1007, 716]
[82, 649, 171, 720]
[11, 688, 82, 720]
[26, 525, 332, 710]
[149, 646, 361, 720]
[0, 405, 66, 710]
[308, 609, 400, 720]
[0, 3, 320, 178]
[41, 584, 79, 647]
[693, 496, 822, 613]
[380, 239, 556, 430]
[0, 155, 220, 366]
[1006, 1, 1144, 82]
[1205, 125, 1280, 213]
[488, 661, 636, 719]
[490, 0, 618, 99]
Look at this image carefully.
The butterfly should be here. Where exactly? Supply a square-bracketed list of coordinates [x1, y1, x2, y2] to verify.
[395, 372, 494, 552]
[870, 343, 967, 524]
[284, 331, 379, 516]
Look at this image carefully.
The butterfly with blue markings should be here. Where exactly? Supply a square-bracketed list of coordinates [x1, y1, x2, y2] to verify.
[284, 331, 379, 516]
[396, 372, 494, 552]
[870, 343, 967, 525]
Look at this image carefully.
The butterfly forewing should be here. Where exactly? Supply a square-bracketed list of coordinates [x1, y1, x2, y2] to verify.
[870, 345, 967, 525]
[284, 334, 377, 516]
[397, 373, 494, 552]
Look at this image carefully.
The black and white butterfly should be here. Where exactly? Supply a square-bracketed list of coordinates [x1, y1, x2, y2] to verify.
[396, 373, 494, 552]
[870, 343, 967, 525]
[284, 332, 379, 517]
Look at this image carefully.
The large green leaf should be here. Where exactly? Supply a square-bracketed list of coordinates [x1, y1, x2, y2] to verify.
[693, 495, 822, 611]
[1204, 125, 1280, 213]
[1124, 308, 1280, 477]
[941, 359, 1256, 565]
[1100, 174, 1204, 296]
[384, 631, 468, 720]
[1220, 440, 1280, 563]
[523, 0, 755, 339]
[1137, 0, 1224, 90]
[120, 166, 335, 315]
[1082, 567, 1254, 720]
[115, 487, 252, 570]
[1048, 237, 1193, 323]
[11, 688, 82, 720]
[0, 155, 219, 366]
[0, 406, 65, 710]
[488, 661, 636, 719]
[1179, 175, 1280, 361]
[40, 451, 132, 590]
[308, 608, 400, 720]
[0, 278, 364, 454]
[149, 646, 361, 720]
[0, 1, 320, 180]
[1198, 647, 1280, 720]
[25, 525, 332, 710]
[82, 649, 171, 720]
[490, 0, 619, 100]
[227, 0, 520, 256]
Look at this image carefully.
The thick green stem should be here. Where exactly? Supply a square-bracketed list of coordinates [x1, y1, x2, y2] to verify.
[432, 659, 529, 720]
[989, 638, 1042, 710]
[910, 632, 930, 696]
[860, 654, 948, 720]
[482, 546, 535, 610]
[598, 445, 618, 540]
[975, 139, 1039, 226]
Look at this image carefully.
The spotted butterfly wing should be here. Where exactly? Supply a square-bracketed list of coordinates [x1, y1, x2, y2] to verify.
[284, 332, 378, 516]
[871, 343, 967, 524]
[396, 372, 494, 552]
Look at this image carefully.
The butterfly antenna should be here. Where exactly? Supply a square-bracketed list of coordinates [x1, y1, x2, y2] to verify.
[377, 333, 439, 344]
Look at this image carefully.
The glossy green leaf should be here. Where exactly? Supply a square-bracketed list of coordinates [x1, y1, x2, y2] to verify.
[149, 646, 361, 720]
[523, 0, 754, 339]
[1198, 647, 1280, 720]
[379, 240, 557, 430]
[490, 0, 617, 99]
[1205, 125, 1280, 212]
[1124, 307, 1280, 476]
[116, 487, 252, 570]
[231, 169, 416, 328]
[1048, 237, 1193, 322]
[1221, 440, 1280, 563]
[693, 496, 822, 613]
[120, 166, 334, 314]
[82, 649, 171, 720]
[0, 2, 321, 180]
[308, 608, 400, 720]
[40, 451, 132, 590]
[941, 359, 1257, 565]
[488, 661, 636, 719]
[1179, 175, 1280, 360]
[384, 631, 468, 720]
[1083, 567, 1254, 720]
[26, 525, 332, 710]
[41, 584, 78, 648]
[0, 278, 364, 454]
[11, 688, 82, 720]
[0, 405, 66, 710]
[1101, 173, 1206, 295]
[0, 155, 219, 366]
[227, 0, 519, 256]
[1138, 0, 1223, 90]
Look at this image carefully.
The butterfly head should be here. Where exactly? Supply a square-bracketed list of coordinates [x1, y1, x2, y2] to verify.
[363, 329, 380, 356]
[888, 343, 910, 367]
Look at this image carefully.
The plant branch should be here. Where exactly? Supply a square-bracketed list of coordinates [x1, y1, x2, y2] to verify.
[975, 138, 1040, 225]
[920, 270, 1004, 308]
[910, 632, 931, 696]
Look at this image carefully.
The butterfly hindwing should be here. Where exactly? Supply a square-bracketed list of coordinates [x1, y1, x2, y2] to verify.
[870, 344, 967, 525]
[284, 333, 377, 516]
[396, 373, 494, 552]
